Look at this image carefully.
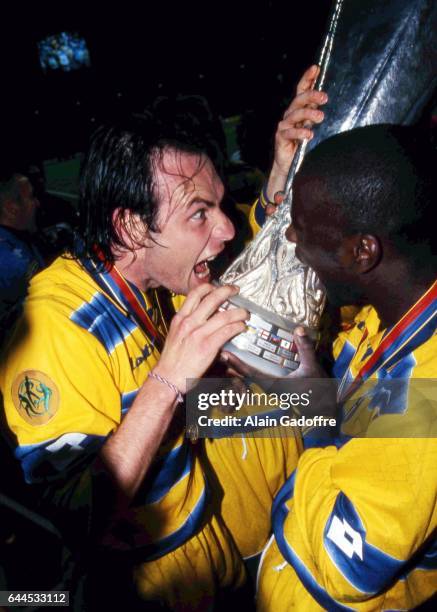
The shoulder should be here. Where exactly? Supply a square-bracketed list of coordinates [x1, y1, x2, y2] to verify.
[409, 331, 437, 377]
[2, 257, 108, 361]
[0, 232, 37, 283]
[25, 256, 100, 316]
[333, 305, 378, 354]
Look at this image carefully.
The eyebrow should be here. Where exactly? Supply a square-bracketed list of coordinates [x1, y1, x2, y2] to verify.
[187, 198, 216, 209]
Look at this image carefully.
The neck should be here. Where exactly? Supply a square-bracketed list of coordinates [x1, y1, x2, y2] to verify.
[363, 265, 436, 329]
[112, 250, 153, 292]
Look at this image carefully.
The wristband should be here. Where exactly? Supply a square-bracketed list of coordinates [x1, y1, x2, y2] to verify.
[149, 371, 184, 403]
[260, 183, 274, 208]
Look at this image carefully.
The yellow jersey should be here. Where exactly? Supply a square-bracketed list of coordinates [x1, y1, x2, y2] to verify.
[259, 283, 437, 610]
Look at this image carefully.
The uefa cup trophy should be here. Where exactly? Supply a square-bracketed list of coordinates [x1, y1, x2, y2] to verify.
[219, 0, 437, 377]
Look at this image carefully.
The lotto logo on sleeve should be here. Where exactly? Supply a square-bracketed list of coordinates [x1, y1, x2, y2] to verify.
[12, 370, 60, 426]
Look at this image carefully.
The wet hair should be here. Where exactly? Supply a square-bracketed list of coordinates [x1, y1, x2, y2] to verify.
[297, 124, 437, 272]
[74, 111, 212, 267]
[152, 94, 227, 177]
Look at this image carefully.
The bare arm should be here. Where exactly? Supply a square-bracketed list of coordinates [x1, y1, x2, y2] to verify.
[266, 65, 328, 206]
[99, 283, 247, 499]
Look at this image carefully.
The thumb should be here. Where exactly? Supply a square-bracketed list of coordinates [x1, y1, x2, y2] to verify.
[293, 327, 317, 368]
[266, 203, 278, 216]
[274, 191, 285, 206]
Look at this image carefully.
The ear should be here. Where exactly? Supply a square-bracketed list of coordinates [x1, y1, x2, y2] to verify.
[353, 234, 381, 273]
[112, 207, 150, 249]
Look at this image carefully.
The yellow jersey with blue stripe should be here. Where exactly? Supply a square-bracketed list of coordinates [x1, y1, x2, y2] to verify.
[258, 284, 437, 611]
[0, 255, 208, 560]
[248, 188, 269, 236]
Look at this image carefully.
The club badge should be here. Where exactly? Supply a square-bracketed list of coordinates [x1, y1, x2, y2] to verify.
[12, 370, 60, 426]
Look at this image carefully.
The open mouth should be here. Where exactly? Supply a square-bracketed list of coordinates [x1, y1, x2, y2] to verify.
[193, 255, 217, 280]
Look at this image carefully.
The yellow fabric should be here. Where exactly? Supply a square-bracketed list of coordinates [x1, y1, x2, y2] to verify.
[258, 299, 437, 611]
[204, 433, 300, 560]
[258, 438, 437, 611]
[249, 196, 264, 236]
[133, 513, 246, 611]
[171, 292, 185, 312]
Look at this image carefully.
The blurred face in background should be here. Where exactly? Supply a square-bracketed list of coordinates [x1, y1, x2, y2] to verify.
[16, 176, 40, 233]
[0, 175, 40, 233]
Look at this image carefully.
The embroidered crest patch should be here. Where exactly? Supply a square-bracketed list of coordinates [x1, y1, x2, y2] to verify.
[12, 370, 60, 426]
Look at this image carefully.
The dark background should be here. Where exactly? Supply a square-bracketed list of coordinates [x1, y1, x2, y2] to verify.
[0, 1, 332, 166]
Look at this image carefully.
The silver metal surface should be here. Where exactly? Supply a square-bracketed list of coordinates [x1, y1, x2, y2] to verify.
[307, 0, 437, 151]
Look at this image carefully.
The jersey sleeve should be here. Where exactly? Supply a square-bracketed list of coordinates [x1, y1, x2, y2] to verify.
[248, 187, 270, 235]
[273, 436, 437, 608]
[1, 298, 121, 486]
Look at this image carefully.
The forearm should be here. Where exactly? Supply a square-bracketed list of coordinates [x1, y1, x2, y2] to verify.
[265, 161, 289, 202]
[99, 376, 179, 499]
[264, 66, 327, 204]
[99, 284, 247, 500]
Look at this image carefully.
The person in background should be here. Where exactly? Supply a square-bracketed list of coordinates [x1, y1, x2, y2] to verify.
[0, 173, 44, 345]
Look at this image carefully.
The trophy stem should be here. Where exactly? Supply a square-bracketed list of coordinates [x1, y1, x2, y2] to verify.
[283, 0, 344, 213]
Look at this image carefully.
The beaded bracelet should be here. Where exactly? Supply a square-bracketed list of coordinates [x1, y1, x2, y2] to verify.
[149, 371, 184, 403]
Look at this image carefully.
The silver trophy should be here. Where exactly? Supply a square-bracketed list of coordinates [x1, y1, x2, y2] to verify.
[219, 0, 437, 377]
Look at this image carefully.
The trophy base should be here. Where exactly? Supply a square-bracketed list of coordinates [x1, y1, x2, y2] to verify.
[219, 291, 317, 377]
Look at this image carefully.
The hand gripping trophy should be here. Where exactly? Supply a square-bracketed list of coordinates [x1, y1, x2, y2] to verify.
[219, 0, 437, 376]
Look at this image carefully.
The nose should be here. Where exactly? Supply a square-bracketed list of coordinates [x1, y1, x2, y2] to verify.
[213, 210, 235, 243]
[286, 223, 297, 243]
